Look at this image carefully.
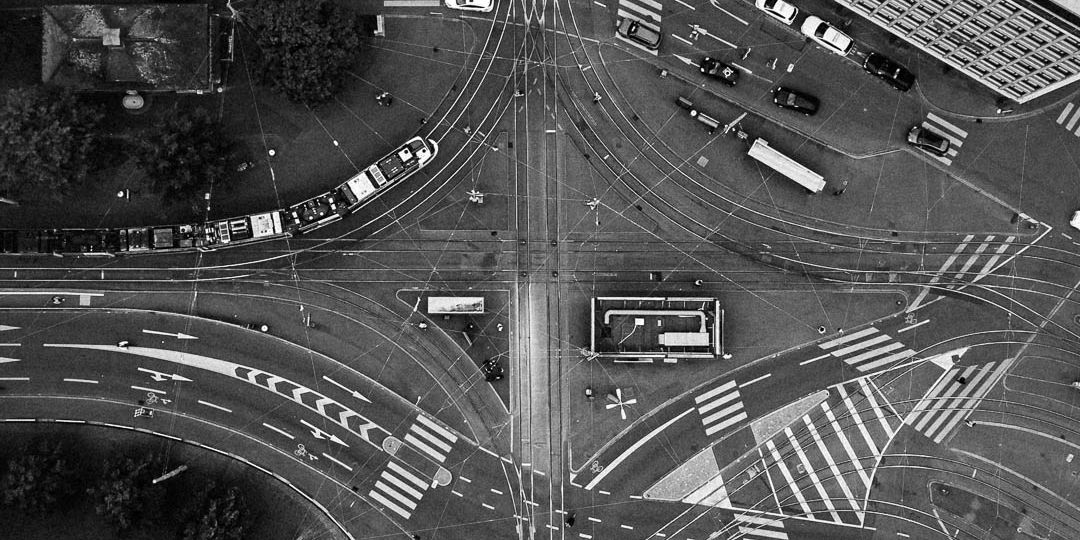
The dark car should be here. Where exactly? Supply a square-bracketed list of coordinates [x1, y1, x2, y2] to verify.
[907, 126, 950, 156]
[772, 86, 819, 115]
[700, 57, 739, 86]
[863, 52, 915, 91]
[617, 17, 661, 50]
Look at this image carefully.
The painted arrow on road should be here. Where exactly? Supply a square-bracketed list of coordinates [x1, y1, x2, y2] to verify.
[322, 375, 371, 403]
[0, 325, 20, 332]
[137, 367, 193, 383]
[142, 329, 198, 340]
[300, 419, 349, 447]
[0, 357, 19, 363]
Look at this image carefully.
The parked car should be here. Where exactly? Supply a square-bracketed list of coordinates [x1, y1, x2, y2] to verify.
[800, 16, 853, 56]
[700, 57, 739, 85]
[444, 0, 494, 11]
[907, 126, 950, 156]
[754, 0, 798, 25]
[772, 86, 819, 115]
[617, 17, 661, 50]
[863, 52, 915, 91]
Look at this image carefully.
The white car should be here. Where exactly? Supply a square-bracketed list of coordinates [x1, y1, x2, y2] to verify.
[444, 0, 494, 12]
[755, 0, 798, 25]
[800, 16, 853, 56]
[1071, 210, 1080, 231]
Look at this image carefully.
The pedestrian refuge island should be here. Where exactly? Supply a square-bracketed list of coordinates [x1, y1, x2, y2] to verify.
[747, 138, 826, 194]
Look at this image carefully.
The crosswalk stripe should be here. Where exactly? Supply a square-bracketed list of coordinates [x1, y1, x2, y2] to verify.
[412, 424, 454, 453]
[370, 490, 412, 519]
[842, 342, 904, 365]
[735, 513, 785, 527]
[785, 426, 843, 523]
[1057, 103, 1074, 124]
[910, 366, 974, 431]
[376, 480, 420, 509]
[831, 334, 892, 357]
[856, 349, 915, 372]
[696, 380, 738, 404]
[804, 417, 861, 512]
[382, 470, 424, 499]
[415, 414, 458, 442]
[819, 327, 878, 349]
[387, 460, 428, 489]
[953, 238, 993, 280]
[857, 378, 895, 438]
[739, 527, 788, 539]
[838, 387, 880, 456]
[765, 440, 813, 515]
[618, 4, 660, 22]
[973, 238, 1013, 281]
[931, 360, 1012, 443]
[926, 112, 968, 138]
[922, 364, 996, 438]
[405, 433, 446, 462]
[821, 403, 870, 488]
[1068, 107, 1080, 131]
[706, 410, 748, 435]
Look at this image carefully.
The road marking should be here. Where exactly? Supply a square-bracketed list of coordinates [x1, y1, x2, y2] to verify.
[740, 373, 771, 387]
[673, 34, 692, 45]
[674, 0, 695, 9]
[819, 327, 878, 349]
[620, 524, 635, 530]
[0, 343, 21, 345]
[262, 422, 295, 439]
[322, 375, 371, 403]
[588, 517, 602, 522]
[1058, 102, 1074, 124]
[585, 407, 695, 490]
[198, 400, 232, 413]
[322, 453, 353, 471]
[132, 385, 165, 394]
[490, 488, 503, 495]
[593, 0, 606, 5]
[926, 112, 968, 138]
[800, 352, 831, 365]
[63, 378, 98, 384]
[897, 319, 929, 333]
[0, 377, 29, 381]
[482, 503, 496, 510]
[708, 0, 748, 24]
[452, 490, 463, 496]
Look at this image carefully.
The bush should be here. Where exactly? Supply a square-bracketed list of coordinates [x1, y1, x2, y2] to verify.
[244, 0, 363, 105]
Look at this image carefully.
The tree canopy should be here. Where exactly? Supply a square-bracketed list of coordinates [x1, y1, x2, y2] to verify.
[0, 439, 76, 514]
[131, 106, 235, 211]
[86, 453, 164, 532]
[180, 484, 247, 540]
[244, 0, 363, 105]
[0, 88, 104, 201]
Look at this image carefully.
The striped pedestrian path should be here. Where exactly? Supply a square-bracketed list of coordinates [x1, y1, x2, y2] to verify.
[1056, 102, 1080, 137]
[369, 460, 430, 520]
[910, 233, 1016, 309]
[905, 359, 1014, 444]
[919, 112, 968, 166]
[694, 380, 748, 437]
[731, 512, 789, 539]
[818, 327, 916, 373]
[404, 414, 458, 464]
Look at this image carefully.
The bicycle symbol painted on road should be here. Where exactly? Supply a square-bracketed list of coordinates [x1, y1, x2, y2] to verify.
[904, 313, 917, 325]
[589, 461, 604, 474]
[143, 392, 171, 406]
[294, 444, 319, 461]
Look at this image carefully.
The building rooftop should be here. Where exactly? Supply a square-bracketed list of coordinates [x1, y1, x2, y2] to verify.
[41, 3, 214, 92]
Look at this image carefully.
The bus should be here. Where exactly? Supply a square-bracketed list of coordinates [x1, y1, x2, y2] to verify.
[428, 296, 485, 315]
[747, 138, 825, 194]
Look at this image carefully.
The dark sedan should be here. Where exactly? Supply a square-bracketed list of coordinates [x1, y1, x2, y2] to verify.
[772, 86, 819, 115]
[907, 126, 950, 156]
[700, 57, 740, 86]
[863, 52, 915, 91]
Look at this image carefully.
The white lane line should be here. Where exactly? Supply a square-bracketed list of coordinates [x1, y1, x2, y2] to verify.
[459, 475, 472, 483]
[673, 34, 693, 45]
[740, 373, 771, 387]
[897, 319, 929, 333]
[490, 488, 504, 495]
[63, 378, 98, 384]
[262, 422, 295, 439]
[132, 385, 165, 394]
[322, 453, 353, 471]
[588, 517, 602, 522]
[709, 0, 748, 24]
[620, 524, 635, 530]
[0, 377, 29, 381]
[482, 503, 496, 510]
[584, 407, 695, 490]
[674, 0, 695, 9]
[593, 0, 606, 5]
[452, 490, 463, 497]
[197, 400, 232, 413]
[0, 344, 21, 346]
[800, 352, 832, 365]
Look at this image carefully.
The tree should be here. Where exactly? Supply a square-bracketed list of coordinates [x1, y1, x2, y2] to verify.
[131, 106, 234, 210]
[86, 453, 163, 532]
[180, 484, 247, 540]
[0, 439, 76, 514]
[0, 87, 104, 201]
[244, 0, 363, 105]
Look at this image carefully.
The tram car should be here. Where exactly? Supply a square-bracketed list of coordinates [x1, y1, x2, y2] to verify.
[0, 137, 437, 255]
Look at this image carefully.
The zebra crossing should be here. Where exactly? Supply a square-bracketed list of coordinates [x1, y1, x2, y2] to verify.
[817, 326, 916, 373]
[731, 512, 789, 540]
[369, 415, 458, 521]
[919, 112, 968, 165]
[758, 378, 902, 526]
[905, 359, 1014, 444]
[694, 380, 748, 437]
[1055, 102, 1080, 136]
[910, 233, 1016, 309]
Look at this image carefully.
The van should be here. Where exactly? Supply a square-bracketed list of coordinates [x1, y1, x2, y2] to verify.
[617, 17, 661, 50]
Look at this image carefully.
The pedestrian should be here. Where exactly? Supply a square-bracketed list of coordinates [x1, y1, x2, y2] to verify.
[593, 92, 602, 104]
